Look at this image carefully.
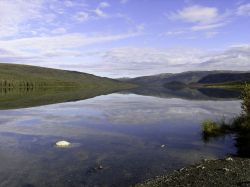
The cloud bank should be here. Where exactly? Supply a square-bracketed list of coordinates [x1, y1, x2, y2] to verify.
[0, 1, 249, 77]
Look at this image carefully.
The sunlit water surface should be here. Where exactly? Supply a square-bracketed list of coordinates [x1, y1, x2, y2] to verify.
[0, 93, 241, 187]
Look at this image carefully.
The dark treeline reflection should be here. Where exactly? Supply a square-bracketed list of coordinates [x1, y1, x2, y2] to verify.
[234, 132, 250, 157]
[203, 132, 250, 158]
[0, 87, 47, 94]
[0, 87, 118, 110]
[198, 88, 240, 99]
[202, 117, 250, 158]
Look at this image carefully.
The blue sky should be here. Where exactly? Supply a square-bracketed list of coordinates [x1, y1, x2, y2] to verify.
[0, 0, 250, 77]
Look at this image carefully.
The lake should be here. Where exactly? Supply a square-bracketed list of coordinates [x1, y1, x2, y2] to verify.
[0, 88, 242, 187]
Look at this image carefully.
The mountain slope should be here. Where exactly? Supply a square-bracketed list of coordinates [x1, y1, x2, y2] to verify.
[122, 73, 173, 86]
[0, 63, 134, 90]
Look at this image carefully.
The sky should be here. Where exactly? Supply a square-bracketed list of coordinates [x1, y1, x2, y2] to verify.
[0, 0, 250, 78]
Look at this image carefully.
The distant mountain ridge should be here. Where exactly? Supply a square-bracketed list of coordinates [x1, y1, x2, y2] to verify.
[122, 71, 250, 87]
[119, 73, 172, 86]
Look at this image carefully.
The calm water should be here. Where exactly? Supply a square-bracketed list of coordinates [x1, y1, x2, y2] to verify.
[0, 89, 242, 187]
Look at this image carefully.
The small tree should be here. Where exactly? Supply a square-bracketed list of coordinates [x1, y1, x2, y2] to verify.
[241, 83, 250, 116]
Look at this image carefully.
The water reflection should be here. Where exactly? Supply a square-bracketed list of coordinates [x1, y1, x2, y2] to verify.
[0, 86, 240, 110]
[202, 126, 250, 158]
[234, 132, 250, 157]
[121, 86, 240, 100]
[0, 87, 119, 110]
[0, 91, 242, 187]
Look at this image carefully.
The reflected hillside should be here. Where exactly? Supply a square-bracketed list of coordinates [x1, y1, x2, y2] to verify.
[0, 87, 123, 110]
[121, 86, 240, 100]
[0, 86, 241, 110]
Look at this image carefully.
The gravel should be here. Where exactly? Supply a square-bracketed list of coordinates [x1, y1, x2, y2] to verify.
[134, 157, 250, 187]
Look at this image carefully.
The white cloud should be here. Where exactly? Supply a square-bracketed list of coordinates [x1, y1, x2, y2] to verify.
[0, 33, 138, 50]
[205, 31, 219, 39]
[0, 32, 140, 66]
[163, 30, 187, 36]
[94, 2, 110, 18]
[200, 44, 250, 69]
[237, 3, 250, 16]
[51, 27, 67, 34]
[99, 2, 110, 8]
[74, 12, 89, 22]
[64, 0, 74, 7]
[98, 47, 206, 77]
[169, 5, 230, 31]
[136, 24, 145, 32]
[171, 5, 219, 24]
[191, 22, 226, 31]
[94, 9, 107, 18]
[104, 47, 203, 65]
[98, 45, 250, 77]
[0, 0, 44, 37]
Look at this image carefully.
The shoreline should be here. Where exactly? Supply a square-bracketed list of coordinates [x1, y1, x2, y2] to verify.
[135, 157, 250, 187]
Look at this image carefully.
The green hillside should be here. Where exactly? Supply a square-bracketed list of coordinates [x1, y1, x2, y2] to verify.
[0, 63, 134, 90]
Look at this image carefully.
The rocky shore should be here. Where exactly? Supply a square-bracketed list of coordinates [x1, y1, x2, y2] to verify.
[135, 157, 250, 187]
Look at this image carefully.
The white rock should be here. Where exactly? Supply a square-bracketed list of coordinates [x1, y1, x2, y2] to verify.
[226, 157, 233, 161]
[223, 167, 230, 172]
[56, 140, 71, 147]
[161, 144, 166, 148]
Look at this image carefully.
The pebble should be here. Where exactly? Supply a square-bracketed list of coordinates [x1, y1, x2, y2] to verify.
[161, 144, 166, 148]
[223, 168, 230, 172]
[226, 157, 233, 161]
[98, 165, 103, 170]
[196, 165, 205, 169]
[180, 168, 185, 172]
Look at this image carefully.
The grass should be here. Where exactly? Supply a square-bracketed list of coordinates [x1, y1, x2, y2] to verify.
[203, 81, 250, 89]
[202, 120, 220, 135]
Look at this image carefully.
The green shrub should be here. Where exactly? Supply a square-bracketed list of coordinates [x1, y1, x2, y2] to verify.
[202, 120, 220, 135]
[241, 83, 250, 116]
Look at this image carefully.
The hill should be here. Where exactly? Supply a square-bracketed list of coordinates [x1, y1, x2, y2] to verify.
[121, 73, 173, 86]
[0, 63, 134, 90]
